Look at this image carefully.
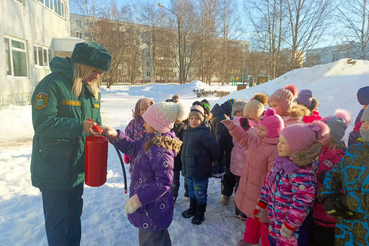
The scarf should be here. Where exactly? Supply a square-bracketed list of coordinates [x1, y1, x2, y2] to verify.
[267, 156, 299, 184]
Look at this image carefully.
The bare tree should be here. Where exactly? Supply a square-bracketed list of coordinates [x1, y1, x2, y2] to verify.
[338, 0, 369, 59]
[285, 0, 334, 69]
[244, 0, 288, 79]
[217, 0, 241, 84]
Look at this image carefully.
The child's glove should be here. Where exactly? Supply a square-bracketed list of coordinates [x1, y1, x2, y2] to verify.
[240, 117, 250, 131]
[221, 119, 234, 130]
[100, 125, 118, 139]
[321, 194, 351, 218]
[125, 194, 142, 214]
[280, 222, 294, 238]
[253, 201, 267, 221]
[124, 154, 132, 164]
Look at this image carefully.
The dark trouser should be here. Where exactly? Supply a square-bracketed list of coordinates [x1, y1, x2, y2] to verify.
[139, 229, 171, 246]
[298, 211, 313, 246]
[172, 171, 188, 197]
[309, 222, 335, 246]
[212, 160, 225, 175]
[233, 175, 245, 217]
[221, 167, 237, 196]
[187, 177, 209, 204]
[40, 183, 84, 246]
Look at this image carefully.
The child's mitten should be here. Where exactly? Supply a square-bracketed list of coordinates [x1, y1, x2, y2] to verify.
[240, 117, 251, 131]
[280, 222, 294, 238]
[253, 201, 267, 221]
[125, 194, 142, 214]
[124, 154, 132, 164]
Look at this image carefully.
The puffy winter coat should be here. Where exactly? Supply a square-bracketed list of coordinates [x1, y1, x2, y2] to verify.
[181, 122, 220, 179]
[230, 124, 278, 222]
[172, 121, 187, 172]
[210, 100, 233, 141]
[115, 130, 182, 231]
[260, 144, 319, 245]
[313, 146, 345, 228]
[125, 117, 146, 176]
[282, 116, 302, 127]
[229, 116, 256, 176]
[320, 140, 369, 245]
[218, 123, 233, 170]
[31, 57, 101, 190]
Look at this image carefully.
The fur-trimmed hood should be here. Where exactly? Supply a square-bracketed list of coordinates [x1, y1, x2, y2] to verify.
[144, 131, 182, 153]
[290, 141, 323, 167]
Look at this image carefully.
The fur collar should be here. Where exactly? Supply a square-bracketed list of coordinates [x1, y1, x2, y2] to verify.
[290, 142, 323, 167]
[149, 134, 183, 153]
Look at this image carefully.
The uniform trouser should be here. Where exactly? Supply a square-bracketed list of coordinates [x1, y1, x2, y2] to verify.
[139, 229, 172, 246]
[187, 177, 209, 204]
[172, 170, 188, 197]
[40, 183, 84, 246]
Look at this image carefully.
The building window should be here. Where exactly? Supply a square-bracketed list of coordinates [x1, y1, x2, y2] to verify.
[76, 20, 82, 26]
[76, 32, 82, 38]
[34, 45, 50, 67]
[90, 22, 93, 27]
[146, 51, 150, 57]
[146, 71, 151, 77]
[14, 0, 24, 4]
[36, 0, 64, 18]
[146, 61, 150, 67]
[5, 37, 28, 77]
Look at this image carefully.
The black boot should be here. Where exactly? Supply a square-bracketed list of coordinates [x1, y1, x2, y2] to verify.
[182, 198, 197, 218]
[191, 203, 206, 225]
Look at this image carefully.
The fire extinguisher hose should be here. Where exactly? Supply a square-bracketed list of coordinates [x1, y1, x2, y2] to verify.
[102, 133, 128, 194]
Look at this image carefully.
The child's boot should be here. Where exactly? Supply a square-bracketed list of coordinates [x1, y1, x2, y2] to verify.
[192, 203, 206, 225]
[219, 195, 230, 206]
[182, 198, 197, 218]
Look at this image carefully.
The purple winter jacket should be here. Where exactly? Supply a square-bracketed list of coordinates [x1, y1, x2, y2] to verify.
[115, 130, 181, 231]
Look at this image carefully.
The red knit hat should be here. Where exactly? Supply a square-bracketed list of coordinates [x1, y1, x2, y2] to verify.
[268, 85, 298, 115]
[280, 121, 329, 155]
[258, 108, 284, 138]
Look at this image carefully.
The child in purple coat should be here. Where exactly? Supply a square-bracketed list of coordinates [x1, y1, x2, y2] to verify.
[102, 102, 188, 246]
[125, 98, 154, 177]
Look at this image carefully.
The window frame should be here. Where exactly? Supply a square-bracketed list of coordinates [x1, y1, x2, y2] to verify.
[34, 0, 65, 19]
[34, 45, 50, 68]
[5, 36, 29, 78]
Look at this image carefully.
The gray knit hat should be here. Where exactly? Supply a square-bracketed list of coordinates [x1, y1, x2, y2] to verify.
[323, 109, 351, 143]
[232, 100, 248, 117]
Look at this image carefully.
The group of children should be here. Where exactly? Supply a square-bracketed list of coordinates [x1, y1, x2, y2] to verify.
[101, 85, 369, 246]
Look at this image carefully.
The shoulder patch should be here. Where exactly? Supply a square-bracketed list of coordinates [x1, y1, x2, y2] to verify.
[34, 92, 48, 110]
[62, 99, 81, 107]
[93, 103, 100, 109]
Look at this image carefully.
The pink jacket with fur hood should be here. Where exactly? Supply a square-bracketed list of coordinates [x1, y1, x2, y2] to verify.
[229, 124, 279, 223]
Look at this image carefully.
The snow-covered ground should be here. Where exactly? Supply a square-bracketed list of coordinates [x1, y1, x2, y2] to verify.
[1, 58, 369, 245]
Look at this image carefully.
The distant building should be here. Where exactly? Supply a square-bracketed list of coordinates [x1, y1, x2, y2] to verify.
[0, 0, 81, 107]
[70, 13, 250, 84]
[305, 42, 369, 66]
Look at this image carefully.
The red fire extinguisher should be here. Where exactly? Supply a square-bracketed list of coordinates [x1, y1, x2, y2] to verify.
[85, 119, 128, 193]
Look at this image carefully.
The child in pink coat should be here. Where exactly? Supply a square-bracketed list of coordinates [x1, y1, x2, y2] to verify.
[310, 109, 350, 246]
[254, 121, 328, 246]
[222, 108, 284, 246]
[268, 85, 309, 126]
[125, 98, 154, 177]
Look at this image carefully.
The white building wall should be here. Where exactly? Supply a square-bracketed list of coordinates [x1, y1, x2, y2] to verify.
[0, 0, 71, 107]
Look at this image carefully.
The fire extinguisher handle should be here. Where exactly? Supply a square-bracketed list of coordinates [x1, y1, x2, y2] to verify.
[88, 119, 103, 134]
[101, 133, 128, 194]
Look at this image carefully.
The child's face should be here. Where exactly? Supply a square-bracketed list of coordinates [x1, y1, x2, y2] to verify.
[361, 121, 369, 130]
[244, 108, 260, 122]
[258, 125, 268, 138]
[144, 122, 155, 134]
[189, 116, 202, 128]
[268, 101, 283, 116]
[139, 107, 147, 117]
[277, 134, 291, 157]
[235, 110, 243, 117]
[321, 135, 332, 146]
